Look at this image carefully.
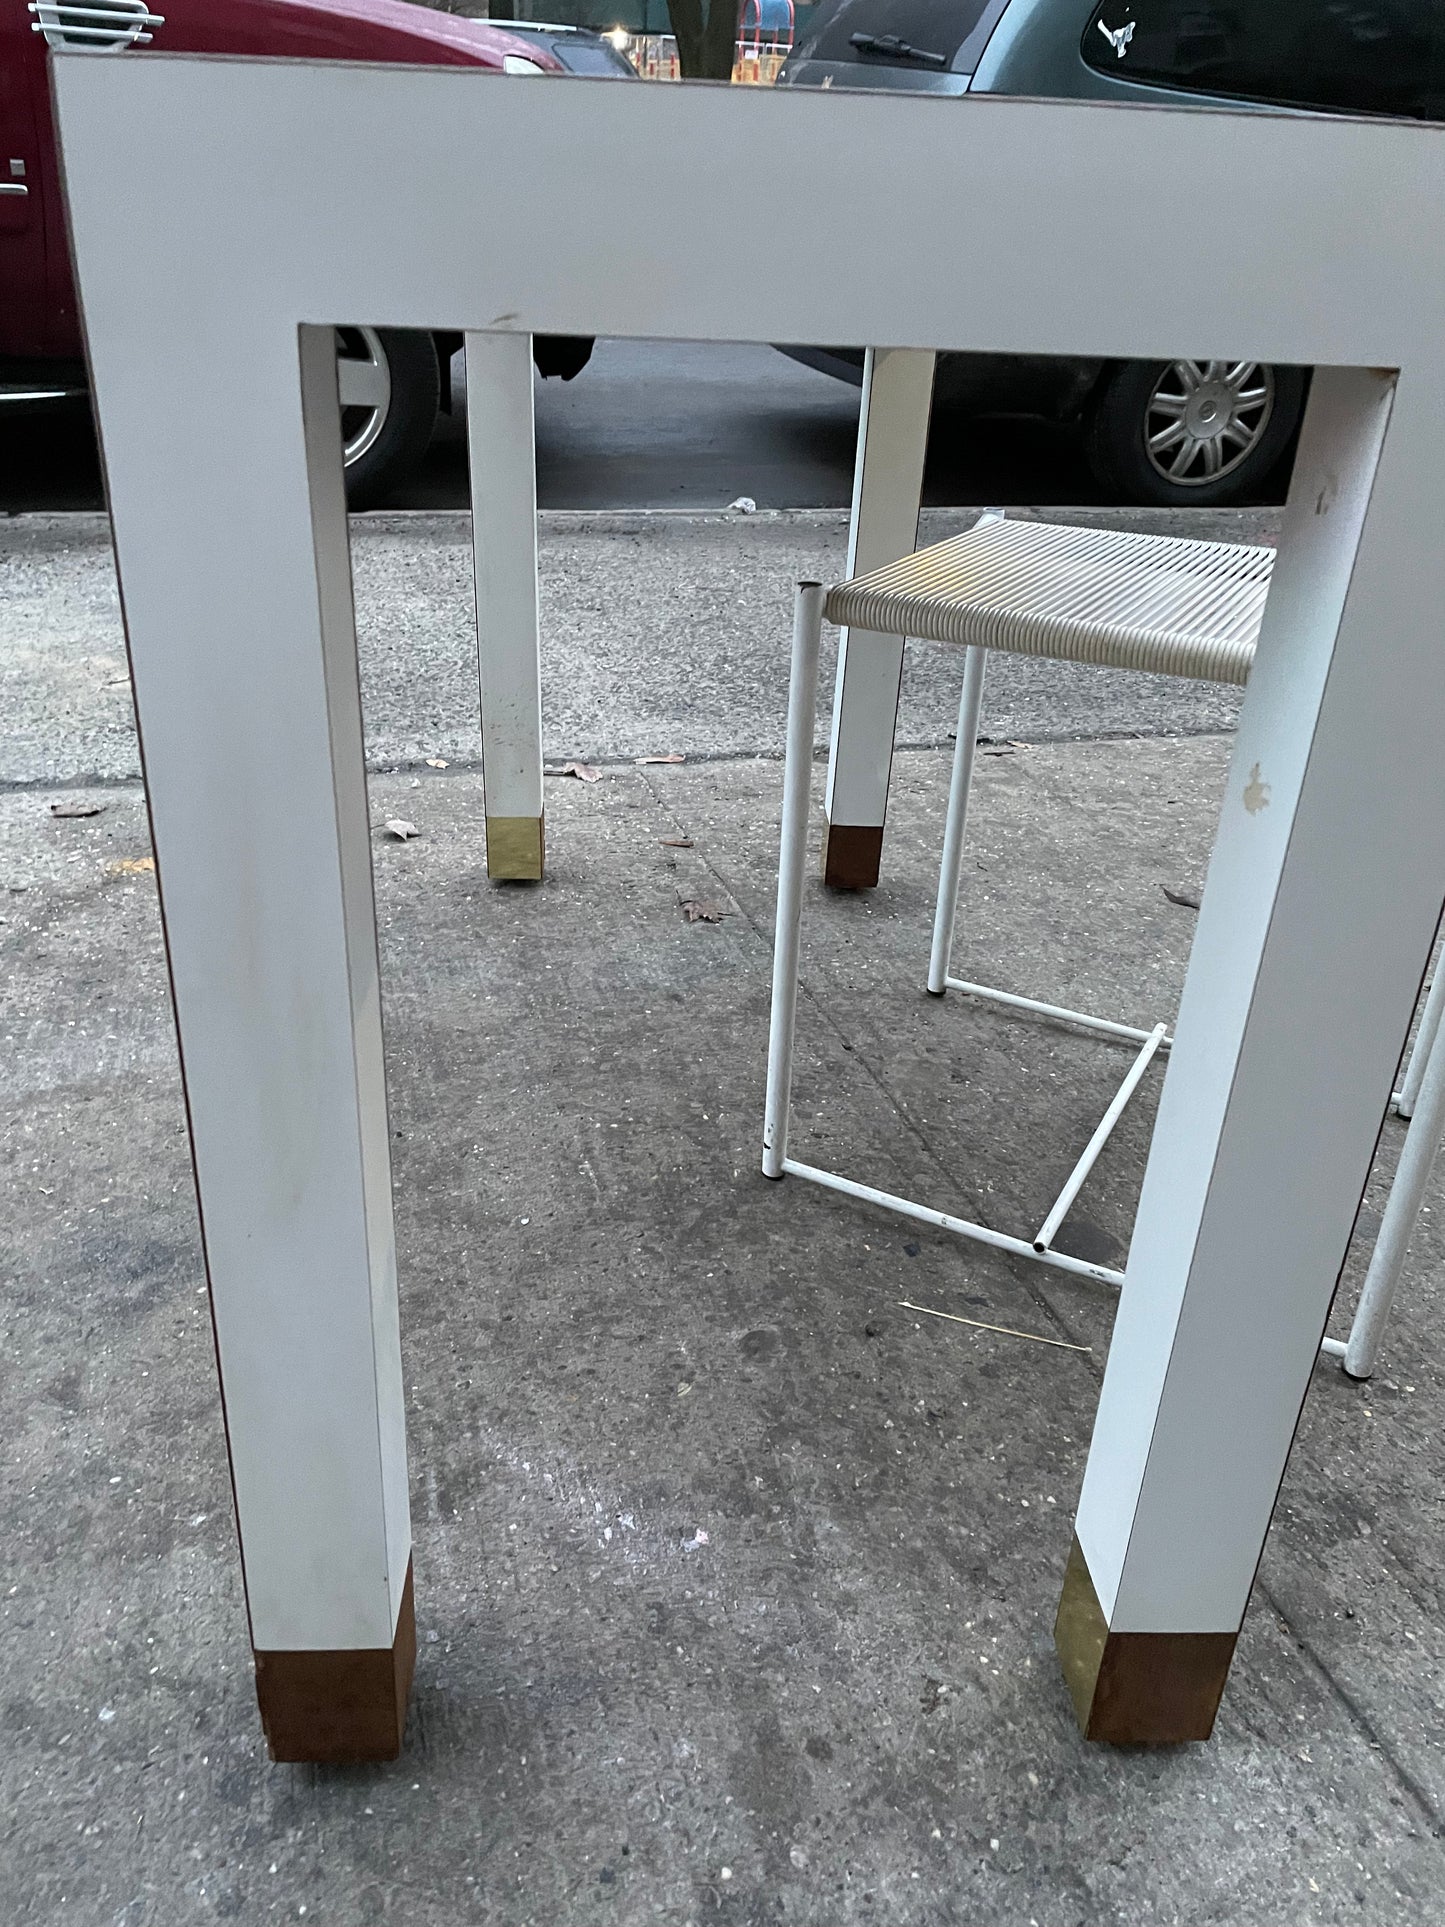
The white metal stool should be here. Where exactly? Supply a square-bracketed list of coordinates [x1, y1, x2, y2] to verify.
[763, 517, 1440, 1371]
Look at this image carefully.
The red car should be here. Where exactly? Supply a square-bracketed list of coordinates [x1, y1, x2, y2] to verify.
[1, 0, 593, 503]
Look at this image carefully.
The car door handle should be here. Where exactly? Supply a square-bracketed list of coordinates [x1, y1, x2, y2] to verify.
[0, 183, 28, 196]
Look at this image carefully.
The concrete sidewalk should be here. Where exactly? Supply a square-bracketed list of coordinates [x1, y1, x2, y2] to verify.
[2, 722, 1442, 1922]
[0, 506, 1272, 787]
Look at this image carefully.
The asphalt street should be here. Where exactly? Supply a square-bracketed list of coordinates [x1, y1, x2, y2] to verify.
[0, 338, 1109, 514]
[1, 344, 1279, 782]
[0, 506, 1277, 787]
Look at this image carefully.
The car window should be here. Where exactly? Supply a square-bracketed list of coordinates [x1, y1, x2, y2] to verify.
[552, 40, 636, 75]
[1081, 0, 1445, 121]
[793, 0, 1000, 69]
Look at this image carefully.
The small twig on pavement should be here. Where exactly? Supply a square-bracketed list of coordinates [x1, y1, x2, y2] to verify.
[899, 1300, 1091, 1353]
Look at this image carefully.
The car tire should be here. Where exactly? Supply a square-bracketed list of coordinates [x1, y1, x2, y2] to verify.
[336, 326, 440, 510]
[533, 334, 595, 381]
[1084, 359, 1306, 508]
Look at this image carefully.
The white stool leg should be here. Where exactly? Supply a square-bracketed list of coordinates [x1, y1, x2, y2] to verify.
[1394, 945, 1445, 1116]
[465, 329, 545, 881]
[763, 583, 827, 1179]
[1340, 1007, 1445, 1377]
[821, 346, 934, 890]
[927, 645, 989, 995]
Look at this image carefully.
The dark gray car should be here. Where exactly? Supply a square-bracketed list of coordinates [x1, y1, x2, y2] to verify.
[779, 0, 1445, 504]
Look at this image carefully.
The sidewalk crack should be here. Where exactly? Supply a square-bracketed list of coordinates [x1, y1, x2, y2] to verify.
[1259, 1588, 1444, 1831]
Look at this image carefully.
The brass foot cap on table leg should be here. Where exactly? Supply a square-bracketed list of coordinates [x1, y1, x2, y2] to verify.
[254, 1560, 416, 1764]
[486, 814, 545, 882]
[822, 820, 883, 891]
[1055, 1536, 1236, 1745]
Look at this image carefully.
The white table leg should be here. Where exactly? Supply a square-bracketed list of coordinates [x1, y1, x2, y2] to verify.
[95, 323, 413, 1761]
[822, 346, 934, 889]
[1060, 365, 1445, 1743]
[466, 329, 544, 881]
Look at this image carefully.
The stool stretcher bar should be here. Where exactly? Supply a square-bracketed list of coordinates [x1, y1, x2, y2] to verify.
[943, 978, 1171, 1050]
[782, 1158, 1127, 1287]
[1035, 1023, 1169, 1253]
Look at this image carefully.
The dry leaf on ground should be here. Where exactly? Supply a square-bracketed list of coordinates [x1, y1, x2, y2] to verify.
[1162, 885, 1201, 910]
[636, 753, 685, 766]
[545, 761, 603, 783]
[50, 800, 105, 819]
[384, 818, 420, 840]
[108, 856, 154, 876]
[660, 836, 694, 849]
[424, 758, 448, 770]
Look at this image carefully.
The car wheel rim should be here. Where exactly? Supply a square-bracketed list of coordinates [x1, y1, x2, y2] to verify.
[1142, 360, 1275, 487]
[335, 326, 392, 468]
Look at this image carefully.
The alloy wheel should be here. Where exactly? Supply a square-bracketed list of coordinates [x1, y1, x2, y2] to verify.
[335, 326, 392, 469]
[1143, 360, 1275, 487]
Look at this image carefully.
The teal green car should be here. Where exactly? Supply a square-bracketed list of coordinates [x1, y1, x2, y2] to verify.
[779, 0, 1444, 503]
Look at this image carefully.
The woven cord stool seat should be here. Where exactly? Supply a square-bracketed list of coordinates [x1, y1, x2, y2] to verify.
[825, 516, 1273, 684]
